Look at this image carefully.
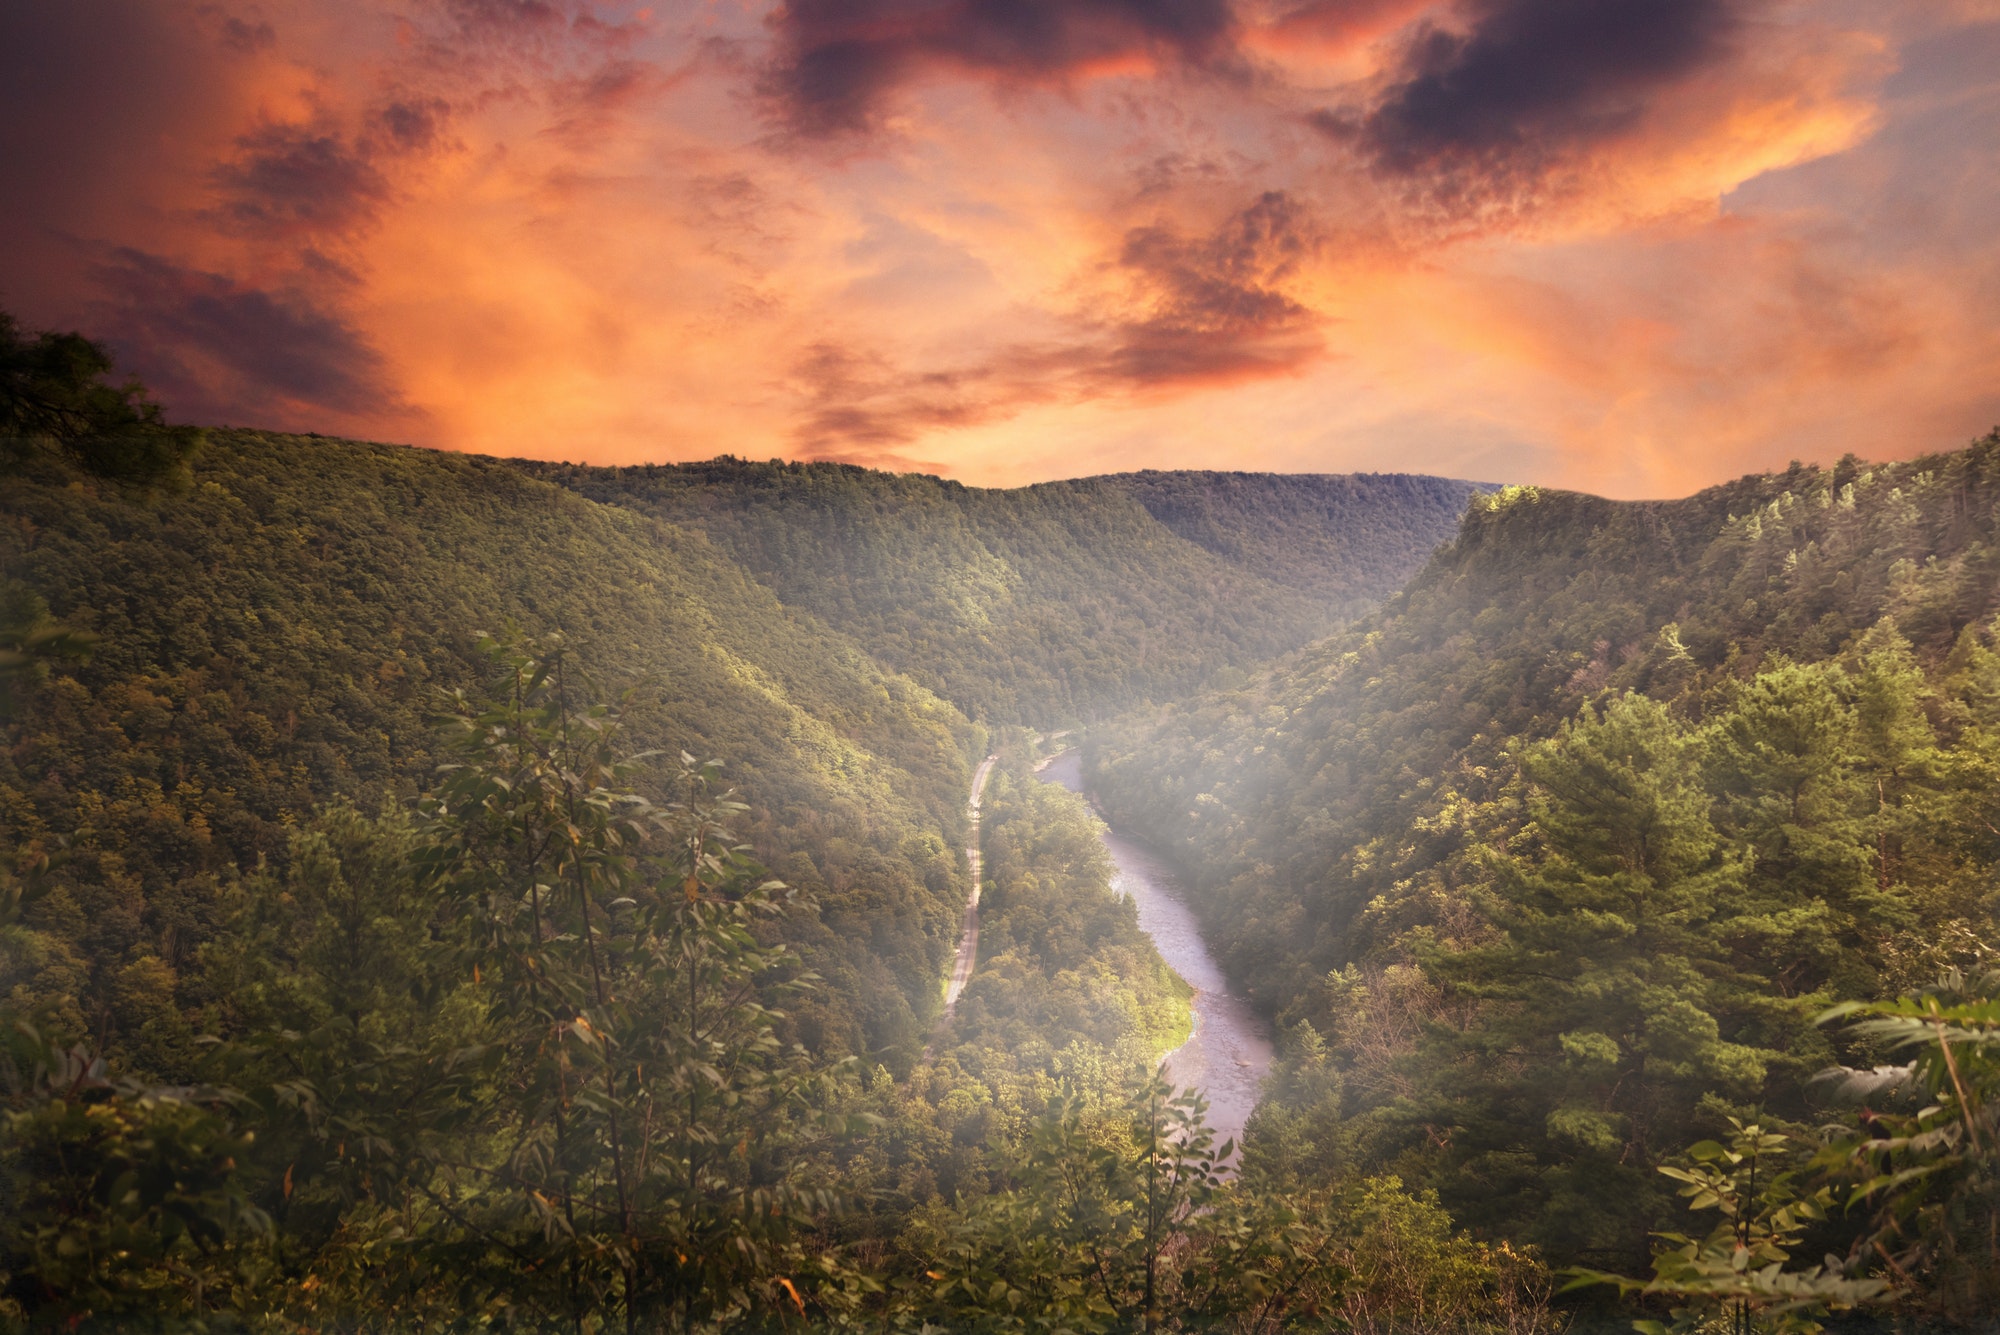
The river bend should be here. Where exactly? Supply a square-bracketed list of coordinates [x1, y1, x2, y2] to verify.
[1037, 750, 1274, 1152]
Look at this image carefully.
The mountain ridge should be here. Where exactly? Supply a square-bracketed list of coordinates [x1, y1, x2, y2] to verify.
[534, 455, 1483, 723]
[1088, 432, 2000, 1267]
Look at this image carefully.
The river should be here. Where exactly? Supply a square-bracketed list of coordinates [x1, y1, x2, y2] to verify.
[1036, 750, 1274, 1155]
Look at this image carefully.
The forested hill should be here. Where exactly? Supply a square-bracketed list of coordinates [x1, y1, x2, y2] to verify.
[13, 333, 1525, 1329]
[0, 429, 980, 1069]
[1, 428, 1472, 1079]
[537, 458, 1480, 723]
[1091, 433, 2000, 1274]
[13, 325, 2000, 1323]
[1107, 469, 1486, 595]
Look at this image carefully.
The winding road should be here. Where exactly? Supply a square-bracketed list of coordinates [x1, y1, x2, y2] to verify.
[927, 752, 997, 1058]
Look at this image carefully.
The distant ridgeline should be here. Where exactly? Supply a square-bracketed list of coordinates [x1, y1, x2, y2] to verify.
[0, 423, 1468, 1080]
[534, 457, 1480, 723]
[1092, 433, 2000, 1274]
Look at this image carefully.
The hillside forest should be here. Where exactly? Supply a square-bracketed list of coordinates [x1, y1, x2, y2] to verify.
[4, 310, 1999, 1331]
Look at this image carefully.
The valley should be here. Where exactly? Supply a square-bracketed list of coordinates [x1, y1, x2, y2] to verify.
[8, 396, 2000, 1328]
[9, 0, 1998, 1321]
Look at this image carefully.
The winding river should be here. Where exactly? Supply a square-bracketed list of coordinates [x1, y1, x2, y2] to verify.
[1036, 750, 1274, 1153]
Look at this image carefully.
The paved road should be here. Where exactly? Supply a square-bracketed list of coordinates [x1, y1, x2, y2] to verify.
[927, 752, 998, 1057]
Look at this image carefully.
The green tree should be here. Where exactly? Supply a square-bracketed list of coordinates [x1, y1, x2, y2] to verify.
[0, 583, 95, 717]
[0, 1024, 270, 1330]
[914, 1072, 1227, 1333]
[1571, 1117, 1885, 1335]
[182, 637, 865, 1331]
[0, 310, 202, 489]
[1709, 660, 1917, 966]
[1438, 693, 1776, 1258]
[1815, 968, 2000, 1324]
[412, 634, 857, 1332]
[197, 802, 486, 1324]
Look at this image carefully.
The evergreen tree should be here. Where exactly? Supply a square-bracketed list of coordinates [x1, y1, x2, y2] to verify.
[1439, 694, 1777, 1260]
[0, 312, 202, 490]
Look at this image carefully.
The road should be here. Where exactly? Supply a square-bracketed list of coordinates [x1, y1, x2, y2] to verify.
[927, 752, 998, 1057]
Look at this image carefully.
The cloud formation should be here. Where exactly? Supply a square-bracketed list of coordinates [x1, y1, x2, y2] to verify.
[765, 0, 1238, 133]
[1105, 190, 1323, 385]
[1345, 0, 1741, 178]
[90, 249, 407, 429]
[0, 0, 1992, 497]
[213, 124, 391, 238]
[784, 191, 1326, 456]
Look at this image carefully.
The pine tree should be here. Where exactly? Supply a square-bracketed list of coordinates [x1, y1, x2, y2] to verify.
[1438, 694, 1775, 1261]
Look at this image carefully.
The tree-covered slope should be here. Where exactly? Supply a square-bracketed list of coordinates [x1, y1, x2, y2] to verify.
[1092, 435, 2000, 1267]
[540, 458, 1479, 724]
[1096, 448, 2000, 1006]
[1, 430, 979, 1069]
[11, 308, 2000, 1323]
[1108, 469, 1486, 597]
[2, 426, 1481, 1083]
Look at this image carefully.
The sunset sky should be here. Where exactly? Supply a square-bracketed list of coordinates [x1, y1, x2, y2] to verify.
[4, 0, 1997, 496]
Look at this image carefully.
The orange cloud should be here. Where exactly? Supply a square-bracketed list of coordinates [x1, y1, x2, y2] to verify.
[1, 0, 1995, 498]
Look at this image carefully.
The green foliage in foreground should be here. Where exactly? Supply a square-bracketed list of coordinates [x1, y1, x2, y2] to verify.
[2, 643, 1571, 1333]
[1810, 969, 2000, 1319]
[1569, 1119, 1887, 1335]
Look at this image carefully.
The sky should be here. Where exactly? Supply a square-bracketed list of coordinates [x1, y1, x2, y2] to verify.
[3, 0, 1997, 497]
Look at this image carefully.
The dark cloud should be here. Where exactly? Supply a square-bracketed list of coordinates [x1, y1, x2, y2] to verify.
[442, 0, 567, 33]
[1103, 190, 1323, 384]
[88, 249, 406, 426]
[543, 58, 665, 140]
[437, 0, 648, 49]
[765, 0, 1238, 134]
[219, 15, 277, 53]
[576, 59, 652, 108]
[212, 124, 390, 238]
[373, 97, 453, 153]
[1320, 0, 1741, 185]
[1132, 150, 1236, 199]
[791, 342, 1006, 450]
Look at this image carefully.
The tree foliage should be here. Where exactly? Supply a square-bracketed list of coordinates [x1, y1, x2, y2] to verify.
[540, 458, 1476, 725]
[0, 313, 202, 490]
[0, 424, 979, 1079]
[17, 306, 2000, 1325]
[1094, 433, 2000, 1315]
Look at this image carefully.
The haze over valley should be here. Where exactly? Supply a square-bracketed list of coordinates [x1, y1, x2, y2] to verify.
[6, 0, 2000, 1327]
[11, 332, 2000, 1325]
